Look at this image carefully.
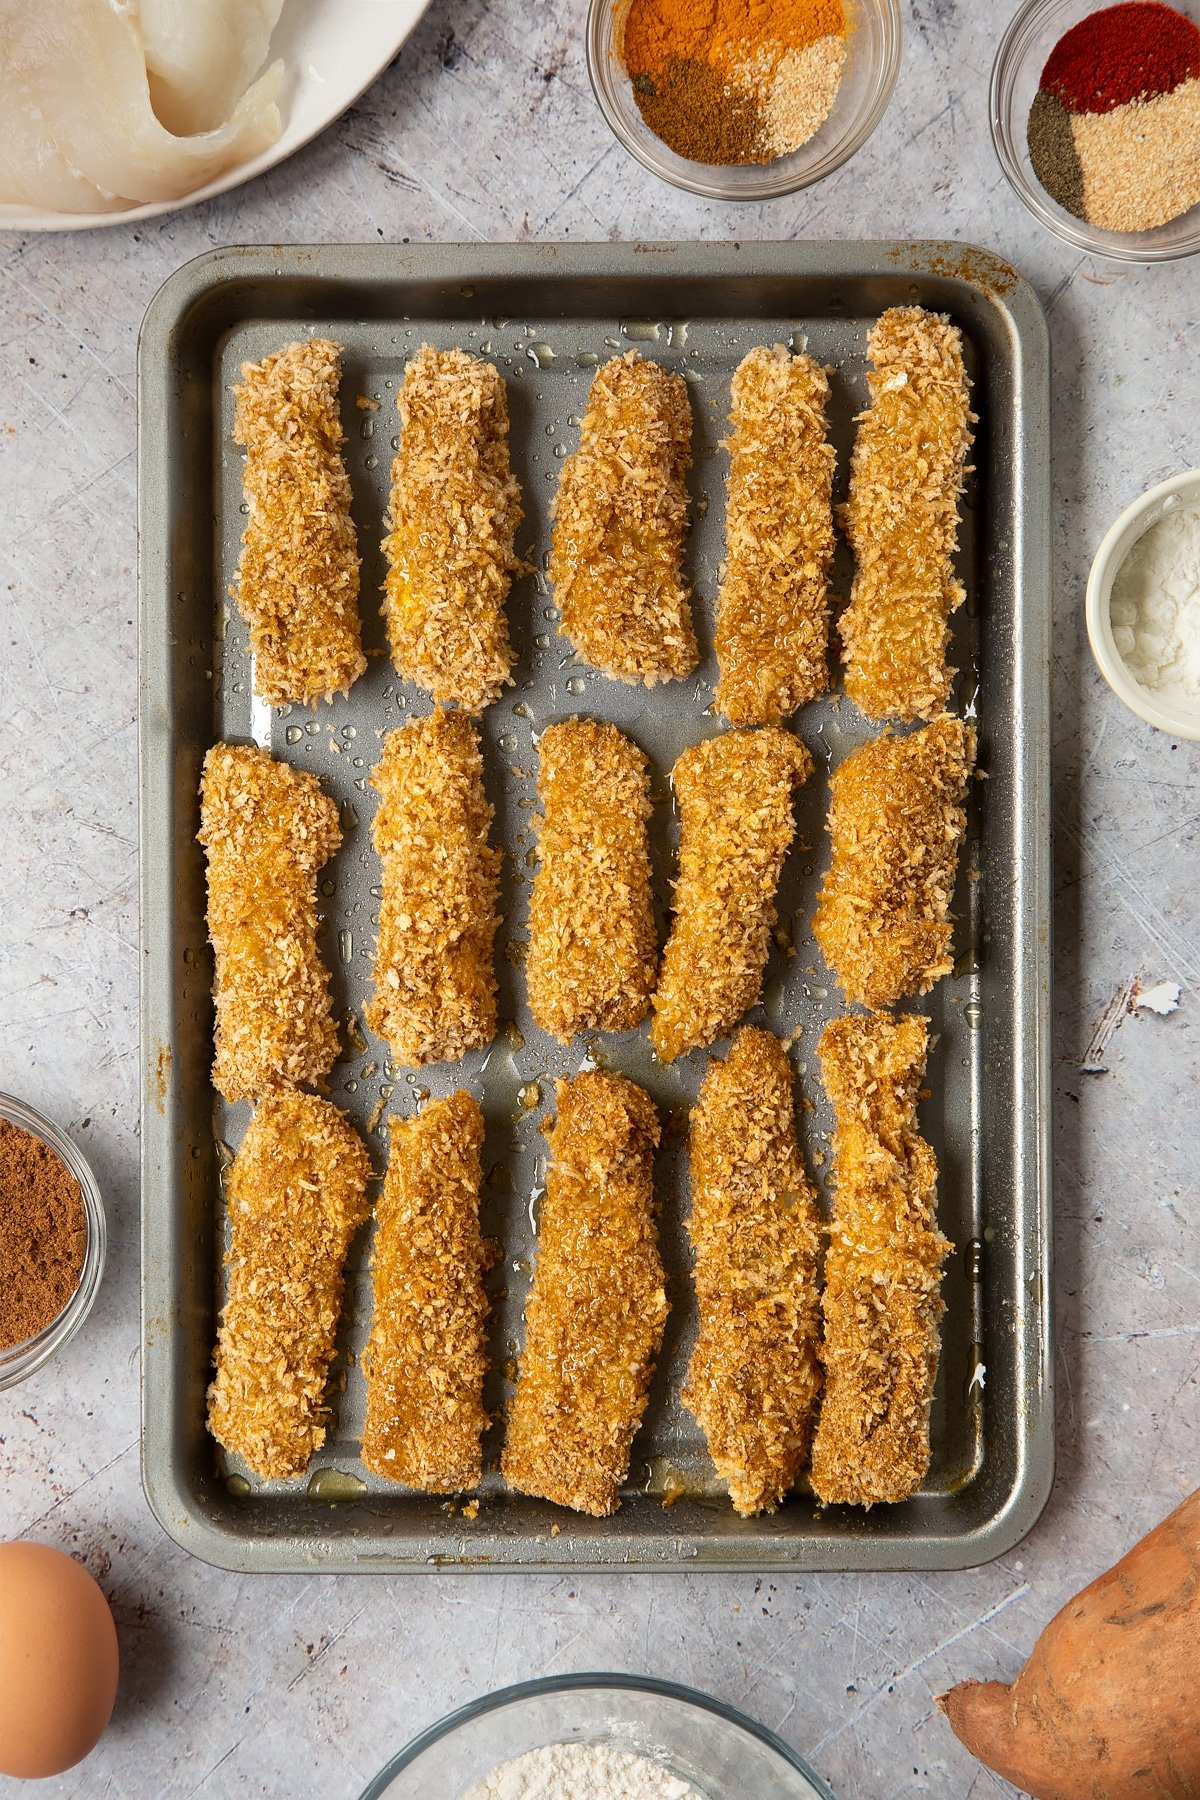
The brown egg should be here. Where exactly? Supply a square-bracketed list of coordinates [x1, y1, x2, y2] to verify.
[0, 1542, 119, 1778]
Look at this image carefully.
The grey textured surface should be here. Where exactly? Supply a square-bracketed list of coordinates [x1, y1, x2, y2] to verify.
[0, 2, 1196, 1795]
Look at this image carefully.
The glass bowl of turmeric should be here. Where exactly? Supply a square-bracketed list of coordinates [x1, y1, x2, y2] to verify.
[586, 0, 902, 199]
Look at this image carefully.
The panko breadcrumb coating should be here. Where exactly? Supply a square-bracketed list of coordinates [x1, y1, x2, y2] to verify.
[650, 726, 813, 1063]
[682, 1028, 823, 1517]
[361, 1092, 491, 1492]
[207, 1092, 370, 1481]
[502, 1071, 666, 1517]
[383, 346, 523, 713]
[839, 307, 974, 722]
[715, 345, 836, 725]
[199, 743, 341, 1103]
[810, 1013, 949, 1508]
[231, 339, 366, 706]
[550, 351, 698, 685]
[365, 709, 502, 1066]
[526, 718, 658, 1041]
[812, 714, 976, 1010]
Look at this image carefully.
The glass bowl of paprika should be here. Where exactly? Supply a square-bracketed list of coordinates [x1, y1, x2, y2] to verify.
[586, 0, 902, 200]
[0, 1093, 106, 1390]
[991, 0, 1200, 261]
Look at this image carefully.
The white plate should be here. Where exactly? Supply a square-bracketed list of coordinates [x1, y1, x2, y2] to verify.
[0, 0, 432, 233]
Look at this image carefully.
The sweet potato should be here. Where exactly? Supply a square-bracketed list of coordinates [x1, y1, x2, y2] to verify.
[939, 1487, 1200, 1799]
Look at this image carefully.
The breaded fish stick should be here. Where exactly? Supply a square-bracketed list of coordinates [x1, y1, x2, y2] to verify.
[550, 351, 698, 685]
[207, 1092, 370, 1481]
[715, 345, 836, 725]
[502, 1071, 666, 1516]
[361, 1092, 491, 1492]
[683, 1027, 823, 1516]
[811, 1013, 949, 1507]
[839, 307, 974, 721]
[527, 717, 657, 1041]
[812, 714, 975, 1009]
[231, 339, 366, 705]
[199, 743, 341, 1102]
[383, 345, 523, 713]
[650, 726, 812, 1063]
[365, 709, 502, 1066]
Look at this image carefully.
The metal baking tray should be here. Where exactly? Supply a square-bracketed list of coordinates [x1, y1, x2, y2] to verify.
[139, 242, 1051, 1573]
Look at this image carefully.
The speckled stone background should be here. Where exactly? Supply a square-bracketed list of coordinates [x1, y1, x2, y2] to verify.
[2, 4, 1198, 1796]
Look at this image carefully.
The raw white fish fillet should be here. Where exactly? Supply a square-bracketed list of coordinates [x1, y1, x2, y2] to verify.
[140, 0, 285, 135]
[0, 0, 284, 212]
[0, 57, 120, 211]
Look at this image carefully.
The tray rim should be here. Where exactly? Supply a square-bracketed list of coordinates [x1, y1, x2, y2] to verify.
[138, 239, 1053, 1574]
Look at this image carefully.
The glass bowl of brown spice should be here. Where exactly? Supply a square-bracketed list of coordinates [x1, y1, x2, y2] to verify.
[587, 0, 902, 199]
[0, 1094, 106, 1390]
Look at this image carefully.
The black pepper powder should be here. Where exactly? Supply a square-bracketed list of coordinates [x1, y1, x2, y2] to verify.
[1028, 87, 1087, 219]
[634, 58, 769, 165]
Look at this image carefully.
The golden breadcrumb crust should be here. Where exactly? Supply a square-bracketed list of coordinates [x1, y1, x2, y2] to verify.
[383, 345, 523, 713]
[502, 1071, 666, 1517]
[199, 743, 341, 1103]
[550, 351, 698, 685]
[682, 1027, 823, 1516]
[231, 339, 366, 705]
[364, 709, 502, 1066]
[361, 1092, 492, 1492]
[839, 307, 974, 722]
[810, 1013, 949, 1507]
[650, 726, 813, 1063]
[526, 717, 658, 1042]
[812, 714, 976, 1009]
[715, 345, 836, 725]
[207, 1092, 370, 1480]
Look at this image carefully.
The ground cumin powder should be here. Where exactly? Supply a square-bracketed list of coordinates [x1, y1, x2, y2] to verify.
[0, 1118, 87, 1349]
[622, 0, 849, 166]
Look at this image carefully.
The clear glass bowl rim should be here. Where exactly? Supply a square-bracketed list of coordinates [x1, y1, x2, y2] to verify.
[989, 0, 1200, 263]
[0, 1092, 106, 1390]
[585, 0, 903, 201]
[359, 1673, 836, 1799]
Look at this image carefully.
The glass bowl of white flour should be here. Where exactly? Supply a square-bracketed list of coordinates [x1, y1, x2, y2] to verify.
[1087, 469, 1200, 741]
[359, 1674, 834, 1799]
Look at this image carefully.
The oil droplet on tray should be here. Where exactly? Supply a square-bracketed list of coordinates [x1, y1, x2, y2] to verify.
[307, 1468, 368, 1503]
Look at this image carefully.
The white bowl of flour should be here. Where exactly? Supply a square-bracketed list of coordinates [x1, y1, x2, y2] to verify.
[359, 1674, 833, 1800]
[1087, 469, 1200, 741]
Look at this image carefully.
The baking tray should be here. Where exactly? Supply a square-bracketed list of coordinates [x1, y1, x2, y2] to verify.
[138, 242, 1052, 1573]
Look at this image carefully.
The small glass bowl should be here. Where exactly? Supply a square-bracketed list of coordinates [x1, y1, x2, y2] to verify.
[586, 0, 902, 200]
[1085, 468, 1200, 740]
[361, 1674, 834, 1799]
[991, 0, 1200, 262]
[0, 1094, 106, 1390]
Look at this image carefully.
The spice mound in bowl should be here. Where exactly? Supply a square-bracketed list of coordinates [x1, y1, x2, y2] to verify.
[620, 0, 850, 166]
[1028, 1, 1200, 231]
[0, 1116, 87, 1351]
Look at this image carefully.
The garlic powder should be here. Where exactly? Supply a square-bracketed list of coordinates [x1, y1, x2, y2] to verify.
[1109, 496, 1200, 712]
